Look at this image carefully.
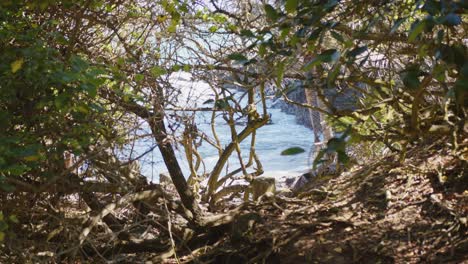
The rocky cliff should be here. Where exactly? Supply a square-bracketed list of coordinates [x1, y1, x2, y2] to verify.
[271, 81, 360, 136]
[271, 84, 314, 129]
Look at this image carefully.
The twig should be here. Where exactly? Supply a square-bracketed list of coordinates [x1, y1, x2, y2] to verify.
[163, 194, 179, 263]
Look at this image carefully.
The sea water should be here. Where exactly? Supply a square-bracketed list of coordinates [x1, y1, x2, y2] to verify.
[127, 72, 315, 182]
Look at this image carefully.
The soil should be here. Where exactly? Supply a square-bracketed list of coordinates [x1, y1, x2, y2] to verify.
[1, 139, 466, 263]
[177, 139, 467, 263]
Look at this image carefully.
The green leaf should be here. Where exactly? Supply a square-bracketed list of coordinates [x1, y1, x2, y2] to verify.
[82, 83, 97, 98]
[433, 64, 446, 82]
[437, 44, 466, 68]
[285, 0, 298, 14]
[304, 49, 340, 71]
[172, 64, 182, 72]
[436, 29, 444, 43]
[422, 0, 439, 15]
[23, 155, 40, 162]
[203, 99, 214, 104]
[324, 0, 339, 10]
[313, 149, 326, 169]
[337, 150, 350, 164]
[258, 44, 267, 57]
[54, 94, 69, 110]
[214, 98, 230, 110]
[313, 132, 350, 169]
[227, 53, 249, 64]
[281, 147, 305, 155]
[11, 58, 24, 73]
[401, 65, 422, 90]
[453, 77, 468, 106]
[390, 18, 407, 34]
[347, 46, 368, 58]
[330, 31, 345, 43]
[0, 183, 15, 192]
[460, 62, 468, 78]
[441, 13, 462, 26]
[75, 104, 90, 114]
[209, 25, 218, 33]
[326, 138, 346, 153]
[276, 61, 286, 87]
[150, 66, 167, 77]
[264, 4, 279, 22]
[240, 29, 255, 38]
[8, 215, 19, 224]
[402, 73, 421, 89]
[408, 20, 426, 42]
[327, 65, 340, 88]
[280, 27, 290, 40]
[308, 28, 322, 41]
[320, 49, 340, 62]
[227, 24, 238, 32]
[0, 220, 7, 231]
[168, 21, 178, 33]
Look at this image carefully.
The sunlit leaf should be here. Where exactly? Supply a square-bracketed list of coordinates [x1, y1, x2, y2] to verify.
[276, 61, 285, 87]
[168, 21, 177, 33]
[23, 155, 40, 162]
[408, 20, 426, 42]
[209, 25, 218, 33]
[150, 66, 167, 77]
[285, 0, 298, 14]
[11, 58, 24, 73]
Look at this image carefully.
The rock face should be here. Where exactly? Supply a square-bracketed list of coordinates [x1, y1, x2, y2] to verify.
[271, 81, 360, 138]
[271, 82, 314, 129]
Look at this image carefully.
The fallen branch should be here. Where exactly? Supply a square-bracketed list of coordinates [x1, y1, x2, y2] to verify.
[79, 188, 165, 245]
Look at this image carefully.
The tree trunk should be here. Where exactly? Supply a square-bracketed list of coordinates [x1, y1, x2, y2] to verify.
[148, 116, 203, 225]
[102, 88, 203, 225]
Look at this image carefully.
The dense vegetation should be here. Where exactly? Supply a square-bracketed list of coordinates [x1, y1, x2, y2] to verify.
[0, 0, 466, 262]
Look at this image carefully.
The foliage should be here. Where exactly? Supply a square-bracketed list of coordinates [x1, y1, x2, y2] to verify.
[281, 147, 306, 155]
[0, 0, 466, 262]
[0, 0, 116, 241]
[241, 0, 466, 160]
